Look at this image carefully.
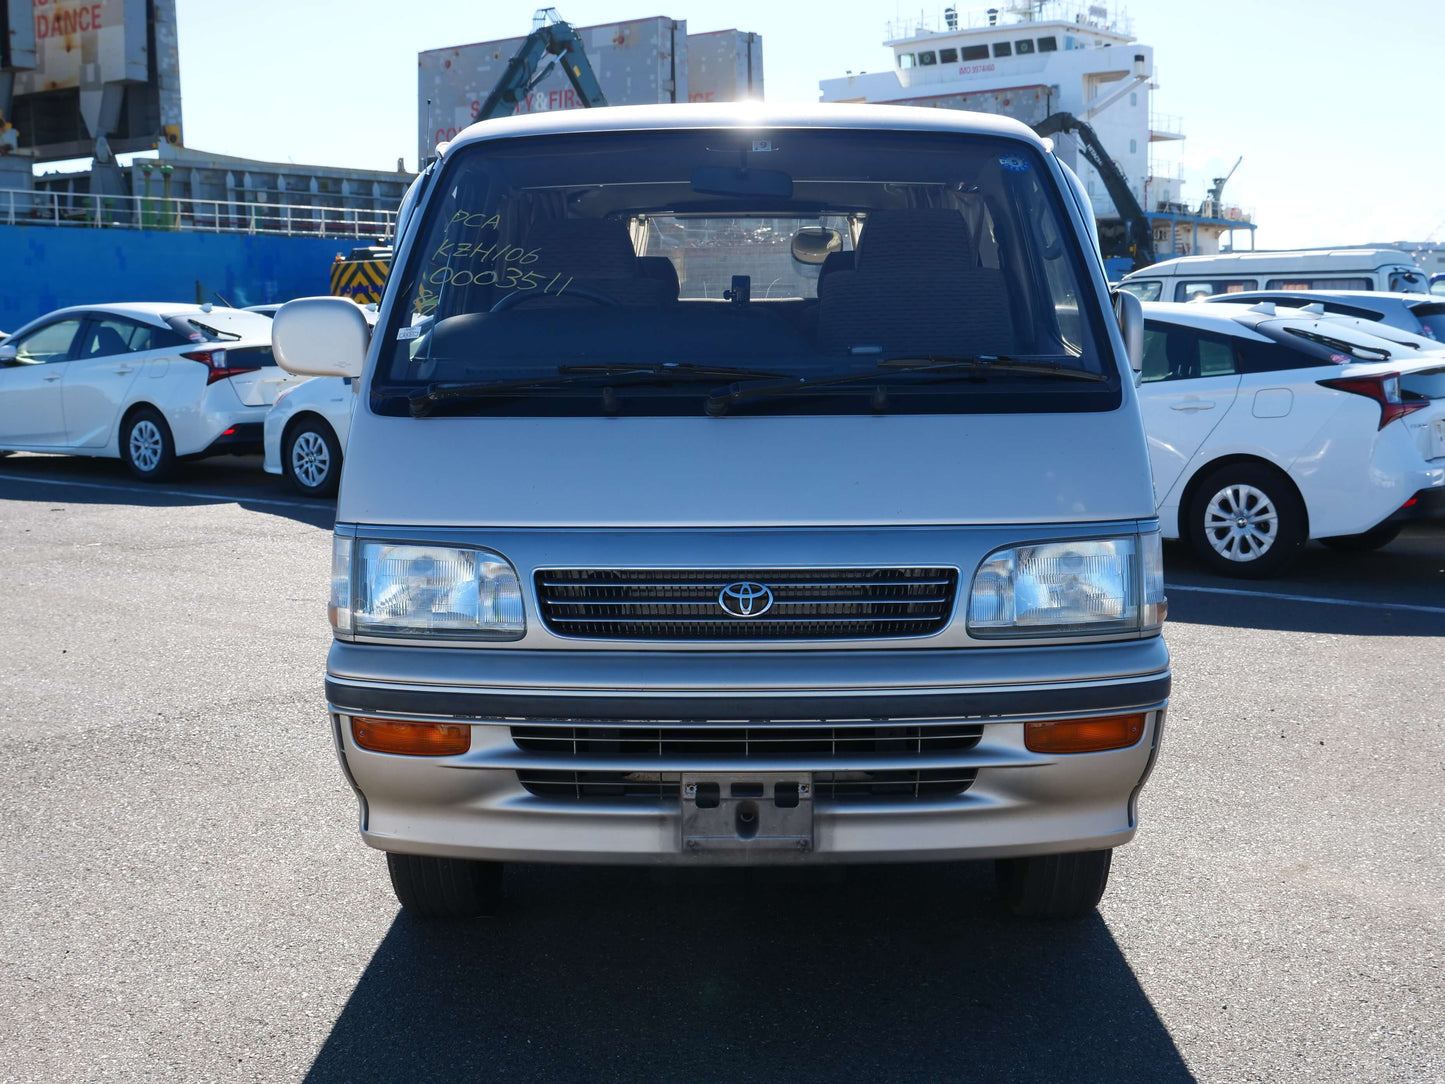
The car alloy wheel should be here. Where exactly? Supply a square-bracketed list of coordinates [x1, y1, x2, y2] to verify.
[128, 419, 165, 474]
[1203, 483, 1278, 563]
[290, 430, 331, 489]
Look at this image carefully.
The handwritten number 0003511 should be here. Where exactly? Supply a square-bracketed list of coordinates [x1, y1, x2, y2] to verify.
[428, 266, 574, 295]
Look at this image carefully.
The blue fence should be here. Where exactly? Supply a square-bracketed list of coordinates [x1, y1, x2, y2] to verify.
[0, 225, 363, 331]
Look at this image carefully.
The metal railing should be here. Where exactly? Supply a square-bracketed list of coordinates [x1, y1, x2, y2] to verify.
[1, 187, 396, 239]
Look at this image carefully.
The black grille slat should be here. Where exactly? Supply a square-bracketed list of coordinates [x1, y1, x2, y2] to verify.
[535, 567, 957, 641]
[511, 721, 983, 803]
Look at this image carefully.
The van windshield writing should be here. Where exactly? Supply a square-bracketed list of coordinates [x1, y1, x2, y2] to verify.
[374, 129, 1118, 417]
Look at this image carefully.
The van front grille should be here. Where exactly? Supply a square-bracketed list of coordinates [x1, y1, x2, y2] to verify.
[510, 720, 983, 803]
[534, 567, 957, 640]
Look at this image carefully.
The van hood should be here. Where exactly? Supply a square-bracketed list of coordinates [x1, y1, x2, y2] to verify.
[338, 411, 1157, 528]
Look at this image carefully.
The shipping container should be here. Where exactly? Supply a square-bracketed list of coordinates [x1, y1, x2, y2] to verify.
[417, 17, 764, 164]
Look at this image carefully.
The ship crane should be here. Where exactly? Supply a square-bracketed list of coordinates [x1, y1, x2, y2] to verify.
[1033, 112, 1157, 270]
[476, 8, 608, 122]
[1200, 156, 1243, 218]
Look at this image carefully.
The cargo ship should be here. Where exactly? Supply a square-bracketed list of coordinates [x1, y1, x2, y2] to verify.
[818, 1, 1255, 274]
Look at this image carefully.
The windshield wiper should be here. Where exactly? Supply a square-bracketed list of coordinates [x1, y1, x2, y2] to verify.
[559, 361, 794, 381]
[877, 354, 1107, 381]
[703, 354, 1105, 416]
[1288, 328, 1391, 361]
[187, 319, 242, 342]
[400, 375, 618, 416]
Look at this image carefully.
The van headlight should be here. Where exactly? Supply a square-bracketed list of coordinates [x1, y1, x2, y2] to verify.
[329, 535, 525, 640]
[967, 533, 1165, 637]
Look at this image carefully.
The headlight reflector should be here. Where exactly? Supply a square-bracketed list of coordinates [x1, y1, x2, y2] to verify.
[334, 540, 524, 639]
[968, 536, 1160, 637]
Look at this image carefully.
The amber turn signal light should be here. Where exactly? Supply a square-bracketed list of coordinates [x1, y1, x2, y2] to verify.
[1024, 713, 1146, 754]
[351, 717, 470, 756]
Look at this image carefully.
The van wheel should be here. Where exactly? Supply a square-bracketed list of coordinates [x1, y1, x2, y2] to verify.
[995, 850, 1112, 919]
[1321, 522, 1402, 552]
[283, 417, 342, 497]
[386, 853, 503, 919]
[120, 408, 177, 482]
[1185, 463, 1306, 578]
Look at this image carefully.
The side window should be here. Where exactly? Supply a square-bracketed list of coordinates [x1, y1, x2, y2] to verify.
[1015, 39, 1036, 54]
[992, 41, 1013, 57]
[1175, 279, 1256, 302]
[961, 44, 989, 61]
[81, 318, 147, 358]
[1139, 324, 1238, 383]
[897, 53, 915, 69]
[917, 50, 937, 66]
[10, 319, 84, 365]
[938, 47, 958, 63]
[1120, 280, 1162, 302]
[1264, 277, 1371, 291]
[1038, 36, 1059, 52]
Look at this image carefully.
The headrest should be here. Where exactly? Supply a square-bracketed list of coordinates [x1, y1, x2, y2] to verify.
[817, 250, 855, 287]
[636, 256, 680, 299]
[854, 209, 975, 274]
[524, 218, 639, 279]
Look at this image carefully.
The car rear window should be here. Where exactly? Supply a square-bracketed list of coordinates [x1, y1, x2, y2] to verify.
[1411, 303, 1445, 341]
[167, 309, 277, 343]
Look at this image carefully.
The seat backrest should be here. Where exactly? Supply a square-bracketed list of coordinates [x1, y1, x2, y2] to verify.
[818, 209, 1016, 355]
[90, 325, 130, 357]
[816, 250, 855, 297]
[523, 218, 672, 307]
[636, 256, 680, 300]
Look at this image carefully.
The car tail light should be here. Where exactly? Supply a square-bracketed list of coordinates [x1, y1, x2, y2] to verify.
[183, 349, 261, 386]
[1318, 372, 1428, 430]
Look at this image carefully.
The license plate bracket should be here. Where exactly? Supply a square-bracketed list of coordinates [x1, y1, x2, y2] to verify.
[1431, 418, 1445, 460]
[681, 772, 814, 854]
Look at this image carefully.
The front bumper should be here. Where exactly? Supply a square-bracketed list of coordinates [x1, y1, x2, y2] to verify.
[326, 638, 1170, 866]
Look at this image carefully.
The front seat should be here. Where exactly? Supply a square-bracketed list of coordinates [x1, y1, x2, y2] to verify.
[818, 208, 1016, 356]
[521, 218, 673, 307]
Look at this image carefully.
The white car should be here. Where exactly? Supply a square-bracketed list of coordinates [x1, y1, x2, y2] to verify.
[0, 303, 307, 481]
[1140, 301, 1445, 576]
[262, 374, 354, 496]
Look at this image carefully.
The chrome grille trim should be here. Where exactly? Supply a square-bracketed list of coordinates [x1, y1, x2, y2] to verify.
[535, 566, 958, 641]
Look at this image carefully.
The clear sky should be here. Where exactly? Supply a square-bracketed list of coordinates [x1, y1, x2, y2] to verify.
[173, 0, 1445, 250]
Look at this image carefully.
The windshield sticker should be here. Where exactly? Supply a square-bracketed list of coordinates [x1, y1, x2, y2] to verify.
[397, 326, 422, 340]
[998, 154, 1029, 172]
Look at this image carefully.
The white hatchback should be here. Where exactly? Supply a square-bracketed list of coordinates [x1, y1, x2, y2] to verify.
[0, 303, 307, 481]
[1139, 302, 1445, 576]
[262, 375, 354, 496]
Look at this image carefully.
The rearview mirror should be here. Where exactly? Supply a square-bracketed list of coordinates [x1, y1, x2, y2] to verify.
[791, 227, 843, 266]
[272, 297, 370, 379]
[1112, 289, 1144, 374]
[691, 165, 793, 199]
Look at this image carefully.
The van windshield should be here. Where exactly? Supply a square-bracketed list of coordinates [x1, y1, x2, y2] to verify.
[374, 128, 1118, 417]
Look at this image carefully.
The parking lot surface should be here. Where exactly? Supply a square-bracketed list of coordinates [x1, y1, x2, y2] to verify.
[1, 452, 1441, 1083]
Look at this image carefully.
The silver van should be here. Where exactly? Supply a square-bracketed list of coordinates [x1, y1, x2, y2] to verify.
[1119, 248, 1430, 303]
[273, 104, 1169, 921]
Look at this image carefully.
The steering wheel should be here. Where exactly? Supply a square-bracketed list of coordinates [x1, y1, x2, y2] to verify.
[489, 284, 623, 313]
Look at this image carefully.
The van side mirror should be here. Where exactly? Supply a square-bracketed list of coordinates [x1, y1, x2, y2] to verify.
[272, 297, 370, 379]
[1112, 289, 1144, 374]
[0, 343, 17, 365]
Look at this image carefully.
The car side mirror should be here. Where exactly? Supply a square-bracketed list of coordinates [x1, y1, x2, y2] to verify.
[1112, 289, 1144, 374]
[272, 297, 370, 379]
[0, 343, 17, 365]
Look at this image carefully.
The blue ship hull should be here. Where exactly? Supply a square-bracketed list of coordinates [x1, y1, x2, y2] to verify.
[0, 224, 362, 330]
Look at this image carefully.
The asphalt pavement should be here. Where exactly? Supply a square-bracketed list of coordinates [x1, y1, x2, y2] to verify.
[0, 451, 1440, 1082]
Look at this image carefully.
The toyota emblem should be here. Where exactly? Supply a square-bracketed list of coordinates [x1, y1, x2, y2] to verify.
[718, 581, 774, 618]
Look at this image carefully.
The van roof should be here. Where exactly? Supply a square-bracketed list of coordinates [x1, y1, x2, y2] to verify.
[1128, 248, 1417, 278]
[443, 102, 1046, 155]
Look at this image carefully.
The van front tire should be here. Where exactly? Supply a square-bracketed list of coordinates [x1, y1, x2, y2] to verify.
[386, 853, 503, 919]
[995, 849, 1112, 919]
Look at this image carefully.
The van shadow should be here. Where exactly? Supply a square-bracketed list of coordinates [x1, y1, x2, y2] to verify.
[305, 862, 1192, 1083]
[0, 452, 334, 528]
[1162, 535, 1445, 637]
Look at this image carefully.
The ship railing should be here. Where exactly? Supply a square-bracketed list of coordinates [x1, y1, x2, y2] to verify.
[1, 187, 397, 239]
[1148, 112, 1184, 138]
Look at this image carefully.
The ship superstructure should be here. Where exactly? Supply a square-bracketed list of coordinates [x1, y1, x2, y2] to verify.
[818, 1, 1254, 269]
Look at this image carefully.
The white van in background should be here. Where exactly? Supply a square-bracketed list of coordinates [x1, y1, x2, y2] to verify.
[1119, 249, 1429, 303]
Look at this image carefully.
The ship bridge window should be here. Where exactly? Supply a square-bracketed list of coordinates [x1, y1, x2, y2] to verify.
[1038, 36, 1058, 52]
[962, 44, 990, 61]
[939, 47, 958, 63]
[897, 53, 916, 69]
[918, 50, 938, 65]
[992, 41, 1013, 57]
[1016, 39, 1035, 55]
